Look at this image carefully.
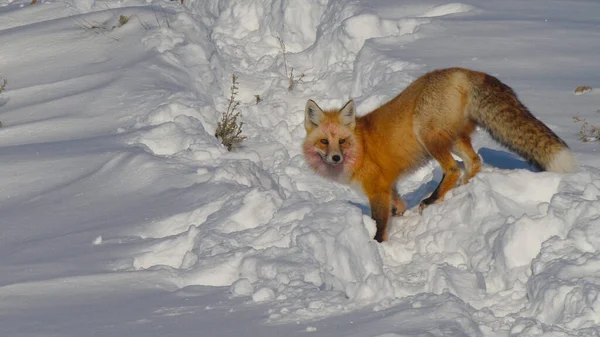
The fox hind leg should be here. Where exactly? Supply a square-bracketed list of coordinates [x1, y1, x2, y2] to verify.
[418, 130, 461, 213]
[452, 134, 481, 185]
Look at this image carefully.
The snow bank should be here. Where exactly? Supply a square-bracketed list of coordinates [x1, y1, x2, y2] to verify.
[3, 0, 599, 335]
[104, 0, 600, 331]
[132, 165, 600, 326]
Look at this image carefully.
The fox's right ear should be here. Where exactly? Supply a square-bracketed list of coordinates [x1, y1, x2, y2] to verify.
[305, 99, 325, 132]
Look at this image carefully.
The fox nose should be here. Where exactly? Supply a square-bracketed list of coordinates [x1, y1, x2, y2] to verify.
[332, 155, 341, 162]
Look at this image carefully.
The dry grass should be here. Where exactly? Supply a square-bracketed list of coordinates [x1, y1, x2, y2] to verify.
[573, 112, 600, 142]
[118, 15, 130, 27]
[574, 86, 592, 95]
[215, 74, 247, 151]
[276, 35, 305, 91]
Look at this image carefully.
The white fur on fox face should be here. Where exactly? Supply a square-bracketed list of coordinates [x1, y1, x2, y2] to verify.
[319, 146, 343, 165]
[302, 99, 360, 183]
[302, 131, 358, 184]
[322, 154, 343, 165]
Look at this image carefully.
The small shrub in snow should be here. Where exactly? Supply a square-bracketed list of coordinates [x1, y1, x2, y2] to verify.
[118, 15, 130, 27]
[276, 35, 305, 91]
[72, 12, 131, 34]
[287, 68, 305, 91]
[215, 74, 247, 151]
[574, 85, 592, 95]
[573, 113, 600, 142]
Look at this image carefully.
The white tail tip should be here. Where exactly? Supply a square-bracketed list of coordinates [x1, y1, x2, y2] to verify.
[546, 147, 577, 173]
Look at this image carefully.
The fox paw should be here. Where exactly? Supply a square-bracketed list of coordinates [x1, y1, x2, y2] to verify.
[418, 197, 441, 214]
[391, 205, 405, 217]
[374, 231, 387, 243]
[458, 175, 473, 186]
[391, 198, 406, 217]
[418, 201, 428, 214]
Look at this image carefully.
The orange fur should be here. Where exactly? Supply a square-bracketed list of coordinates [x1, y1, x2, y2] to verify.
[303, 67, 575, 242]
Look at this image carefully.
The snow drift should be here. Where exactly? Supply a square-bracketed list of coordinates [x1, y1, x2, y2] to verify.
[1, 0, 599, 336]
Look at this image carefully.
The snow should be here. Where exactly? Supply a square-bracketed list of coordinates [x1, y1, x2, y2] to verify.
[0, 0, 599, 336]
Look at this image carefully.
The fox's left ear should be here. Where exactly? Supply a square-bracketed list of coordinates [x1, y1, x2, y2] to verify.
[339, 100, 356, 129]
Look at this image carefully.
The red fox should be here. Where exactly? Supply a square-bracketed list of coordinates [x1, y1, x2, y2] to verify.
[303, 67, 576, 242]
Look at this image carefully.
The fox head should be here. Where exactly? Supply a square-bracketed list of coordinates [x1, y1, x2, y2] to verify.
[302, 99, 362, 182]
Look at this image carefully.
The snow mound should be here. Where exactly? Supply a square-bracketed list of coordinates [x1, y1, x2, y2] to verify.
[129, 157, 600, 326]
[107, 0, 600, 329]
[3, 0, 600, 335]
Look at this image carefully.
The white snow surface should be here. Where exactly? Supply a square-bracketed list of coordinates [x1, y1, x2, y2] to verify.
[1, 0, 600, 336]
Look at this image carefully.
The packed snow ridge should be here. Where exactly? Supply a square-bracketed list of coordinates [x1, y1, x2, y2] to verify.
[114, 0, 600, 331]
[1, 0, 599, 336]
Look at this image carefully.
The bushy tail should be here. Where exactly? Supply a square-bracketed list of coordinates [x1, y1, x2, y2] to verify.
[469, 74, 576, 173]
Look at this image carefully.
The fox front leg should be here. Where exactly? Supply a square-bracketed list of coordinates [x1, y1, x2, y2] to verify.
[391, 187, 406, 216]
[368, 191, 392, 242]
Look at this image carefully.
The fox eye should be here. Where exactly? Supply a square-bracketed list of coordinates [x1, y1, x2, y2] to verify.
[320, 139, 329, 145]
[339, 139, 346, 144]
